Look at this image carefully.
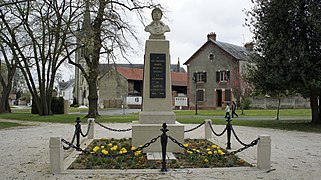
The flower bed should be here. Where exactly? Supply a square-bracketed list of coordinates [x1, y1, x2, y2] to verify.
[69, 138, 251, 169]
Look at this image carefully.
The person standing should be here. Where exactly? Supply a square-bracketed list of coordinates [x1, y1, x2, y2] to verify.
[225, 103, 230, 118]
[231, 101, 239, 118]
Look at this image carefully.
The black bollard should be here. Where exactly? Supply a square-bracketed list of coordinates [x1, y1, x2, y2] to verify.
[75, 117, 81, 150]
[160, 123, 169, 172]
[226, 115, 232, 149]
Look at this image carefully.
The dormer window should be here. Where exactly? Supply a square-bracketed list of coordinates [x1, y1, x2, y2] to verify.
[216, 70, 230, 82]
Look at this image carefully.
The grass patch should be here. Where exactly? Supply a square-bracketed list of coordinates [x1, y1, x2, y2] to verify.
[1, 108, 319, 133]
[0, 122, 26, 129]
[69, 138, 250, 170]
[0, 113, 139, 124]
[174, 109, 311, 117]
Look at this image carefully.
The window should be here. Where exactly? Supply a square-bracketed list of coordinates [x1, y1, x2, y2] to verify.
[193, 72, 207, 82]
[216, 70, 230, 82]
[196, 89, 204, 102]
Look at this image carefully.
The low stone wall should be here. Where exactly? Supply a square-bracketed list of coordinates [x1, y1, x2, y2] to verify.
[103, 99, 123, 108]
[250, 96, 310, 109]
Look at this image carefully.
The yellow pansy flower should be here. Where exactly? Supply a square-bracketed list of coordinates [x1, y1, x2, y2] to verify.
[183, 143, 189, 147]
[207, 151, 213, 155]
[120, 148, 127, 153]
[100, 146, 105, 149]
[204, 159, 209, 163]
[134, 151, 141, 156]
[108, 143, 113, 147]
[101, 149, 108, 155]
[211, 144, 217, 149]
[214, 150, 218, 154]
[110, 145, 118, 151]
[131, 146, 136, 151]
[187, 150, 193, 154]
[93, 146, 100, 152]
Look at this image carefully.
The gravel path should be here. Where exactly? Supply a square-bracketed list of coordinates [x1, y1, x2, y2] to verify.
[0, 119, 320, 180]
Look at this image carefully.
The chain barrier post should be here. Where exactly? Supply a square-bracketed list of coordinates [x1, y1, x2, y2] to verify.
[226, 115, 232, 149]
[160, 123, 169, 172]
[49, 137, 63, 174]
[87, 118, 95, 139]
[204, 119, 213, 139]
[257, 135, 271, 170]
[75, 117, 81, 150]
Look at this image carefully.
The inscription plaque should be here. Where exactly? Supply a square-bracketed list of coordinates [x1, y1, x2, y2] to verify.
[150, 53, 166, 98]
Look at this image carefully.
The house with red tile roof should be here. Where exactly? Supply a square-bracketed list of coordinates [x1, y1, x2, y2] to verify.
[96, 65, 187, 109]
[184, 32, 253, 110]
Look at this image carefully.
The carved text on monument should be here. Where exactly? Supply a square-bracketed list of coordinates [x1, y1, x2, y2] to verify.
[150, 53, 166, 98]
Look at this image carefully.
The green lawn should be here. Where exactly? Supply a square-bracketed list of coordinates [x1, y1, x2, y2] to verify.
[1, 108, 319, 133]
[174, 109, 311, 117]
[0, 122, 26, 130]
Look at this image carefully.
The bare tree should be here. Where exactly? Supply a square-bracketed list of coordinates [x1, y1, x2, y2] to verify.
[0, 43, 17, 113]
[67, 0, 158, 118]
[0, 0, 81, 115]
[229, 65, 252, 115]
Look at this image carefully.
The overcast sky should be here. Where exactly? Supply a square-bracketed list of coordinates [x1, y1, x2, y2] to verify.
[62, 0, 254, 80]
[124, 0, 254, 65]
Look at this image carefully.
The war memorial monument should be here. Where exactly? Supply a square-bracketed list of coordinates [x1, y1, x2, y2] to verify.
[131, 8, 184, 152]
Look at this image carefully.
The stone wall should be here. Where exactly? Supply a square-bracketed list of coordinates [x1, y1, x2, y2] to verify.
[250, 95, 310, 109]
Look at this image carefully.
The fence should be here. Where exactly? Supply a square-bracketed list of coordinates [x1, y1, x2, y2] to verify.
[250, 95, 310, 109]
[50, 116, 271, 174]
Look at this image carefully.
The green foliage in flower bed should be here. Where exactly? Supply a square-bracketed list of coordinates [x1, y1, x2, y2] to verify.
[69, 138, 250, 169]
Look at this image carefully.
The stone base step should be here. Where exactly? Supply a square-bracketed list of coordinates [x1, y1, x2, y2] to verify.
[146, 152, 177, 160]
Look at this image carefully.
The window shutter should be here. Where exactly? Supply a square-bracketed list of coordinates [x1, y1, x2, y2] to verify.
[204, 72, 207, 82]
[227, 71, 230, 80]
[193, 73, 197, 82]
[216, 71, 220, 82]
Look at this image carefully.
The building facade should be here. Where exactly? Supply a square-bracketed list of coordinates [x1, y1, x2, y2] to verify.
[184, 32, 253, 110]
[74, 63, 187, 109]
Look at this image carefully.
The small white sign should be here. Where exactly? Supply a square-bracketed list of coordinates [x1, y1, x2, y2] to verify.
[175, 97, 188, 106]
[126, 96, 142, 105]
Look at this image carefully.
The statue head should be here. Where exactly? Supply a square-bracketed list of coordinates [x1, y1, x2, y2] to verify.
[151, 8, 162, 21]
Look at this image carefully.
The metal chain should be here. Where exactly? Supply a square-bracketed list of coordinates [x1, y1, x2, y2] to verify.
[169, 135, 260, 156]
[230, 137, 260, 155]
[168, 135, 222, 158]
[94, 120, 132, 132]
[62, 129, 77, 150]
[62, 138, 83, 151]
[184, 121, 205, 133]
[80, 121, 91, 137]
[208, 121, 227, 137]
[61, 135, 161, 158]
[231, 126, 256, 147]
[134, 135, 161, 151]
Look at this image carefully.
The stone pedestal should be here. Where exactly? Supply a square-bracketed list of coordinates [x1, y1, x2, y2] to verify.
[132, 121, 184, 152]
[257, 135, 271, 170]
[132, 18, 184, 152]
[139, 39, 176, 124]
[49, 137, 63, 174]
[64, 100, 69, 114]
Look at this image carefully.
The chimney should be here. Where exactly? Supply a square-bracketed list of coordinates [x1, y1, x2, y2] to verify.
[177, 58, 180, 72]
[207, 32, 216, 41]
[244, 42, 254, 51]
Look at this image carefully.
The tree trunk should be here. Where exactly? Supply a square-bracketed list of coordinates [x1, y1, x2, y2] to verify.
[310, 89, 320, 124]
[0, 87, 11, 113]
[86, 77, 100, 118]
[319, 91, 321, 122]
[32, 95, 52, 116]
[276, 93, 281, 120]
